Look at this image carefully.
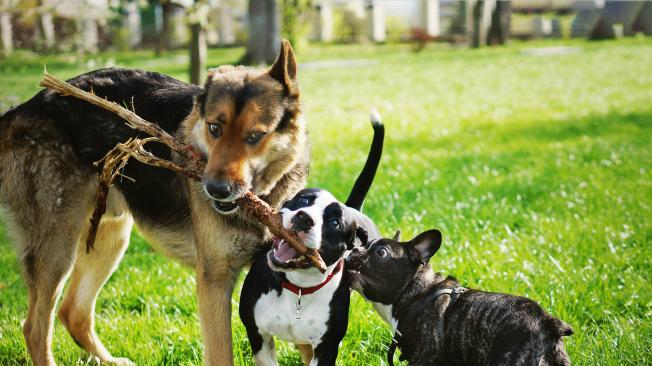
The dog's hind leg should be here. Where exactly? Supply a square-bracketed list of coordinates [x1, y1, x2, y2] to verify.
[20, 230, 78, 366]
[58, 208, 134, 365]
[295, 344, 313, 366]
[14, 196, 93, 366]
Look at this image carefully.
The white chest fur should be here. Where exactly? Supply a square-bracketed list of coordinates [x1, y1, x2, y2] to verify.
[253, 271, 342, 346]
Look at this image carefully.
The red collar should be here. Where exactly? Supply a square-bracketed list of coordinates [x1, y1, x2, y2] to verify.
[281, 259, 343, 295]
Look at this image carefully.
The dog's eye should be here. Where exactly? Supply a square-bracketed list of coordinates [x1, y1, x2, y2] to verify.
[208, 123, 222, 138]
[376, 247, 389, 258]
[246, 131, 267, 145]
[300, 196, 310, 205]
[329, 219, 340, 228]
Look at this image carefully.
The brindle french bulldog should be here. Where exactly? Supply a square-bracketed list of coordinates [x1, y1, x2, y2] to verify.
[347, 230, 573, 366]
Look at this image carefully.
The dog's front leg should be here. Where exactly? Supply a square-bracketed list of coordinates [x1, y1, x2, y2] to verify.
[196, 256, 236, 366]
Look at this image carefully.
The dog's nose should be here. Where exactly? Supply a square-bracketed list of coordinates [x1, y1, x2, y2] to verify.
[205, 180, 232, 200]
[291, 211, 314, 232]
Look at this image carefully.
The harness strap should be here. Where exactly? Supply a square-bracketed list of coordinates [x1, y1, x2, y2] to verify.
[387, 286, 468, 366]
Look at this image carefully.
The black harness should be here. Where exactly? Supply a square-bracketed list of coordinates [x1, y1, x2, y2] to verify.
[387, 268, 468, 366]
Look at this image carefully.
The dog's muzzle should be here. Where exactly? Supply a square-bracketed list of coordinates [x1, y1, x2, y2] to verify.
[212, 200, 238, 214]
[203, 179, 243, 214]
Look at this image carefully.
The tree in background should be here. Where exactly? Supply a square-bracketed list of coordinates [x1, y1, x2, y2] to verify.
[189, 0, 208, 84]
[242, 0, 280, 65]
[155, 0, 174, 56]
[35, 0, 55, 51]
[0, 0, 16, 55]
[279, 0, 311, 48]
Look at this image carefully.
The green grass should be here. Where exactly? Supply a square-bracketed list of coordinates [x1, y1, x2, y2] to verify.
[1, 38, 651, 365]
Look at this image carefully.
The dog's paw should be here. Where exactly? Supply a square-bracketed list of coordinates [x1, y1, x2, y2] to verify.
[106, 357, 136, 366]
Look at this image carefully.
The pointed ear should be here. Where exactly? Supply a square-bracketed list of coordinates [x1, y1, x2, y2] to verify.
[345, 222, 359, 250]
[268, 39, 298, 95]
[406, 229, 442, 264]
[351, 226, 368, 250]
[393, 229, 402, 242]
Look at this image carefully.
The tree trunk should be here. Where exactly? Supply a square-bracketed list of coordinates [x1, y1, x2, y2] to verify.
[466, 0, 481, 48]
[156, 1, 173, 56]
[190, 22, 206, 85]
[77, 19, 98, 54]
[243, 0, 280, 65]
[38, 13, 56, 50]
[0, 11, 11, 55]
[488, 0, 510, 45]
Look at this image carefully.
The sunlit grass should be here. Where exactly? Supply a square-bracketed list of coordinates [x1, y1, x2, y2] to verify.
[0, 38, 651, 365]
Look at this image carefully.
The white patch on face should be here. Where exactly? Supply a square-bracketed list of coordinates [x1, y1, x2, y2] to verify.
[280, 190, 338, 249]
[191, 120, 209, 155]
[253, 270, 342, 348]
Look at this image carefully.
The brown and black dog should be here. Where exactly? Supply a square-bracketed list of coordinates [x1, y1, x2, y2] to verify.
[0, 41, 308, 365]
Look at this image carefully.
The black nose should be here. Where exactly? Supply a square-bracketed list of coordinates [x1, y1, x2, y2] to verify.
[291, 211, 314, 232]
[205, 180, 232, 200]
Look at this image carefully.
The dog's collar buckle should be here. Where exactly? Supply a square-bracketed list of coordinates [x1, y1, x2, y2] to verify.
[295, 289, 303, 319]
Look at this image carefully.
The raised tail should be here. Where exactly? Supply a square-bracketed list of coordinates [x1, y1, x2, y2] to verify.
[345, 109, 384, 211]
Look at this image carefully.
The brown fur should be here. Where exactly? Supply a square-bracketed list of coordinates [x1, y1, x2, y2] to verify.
[0, 40, 309, 366]
[295, 344, 314, 366]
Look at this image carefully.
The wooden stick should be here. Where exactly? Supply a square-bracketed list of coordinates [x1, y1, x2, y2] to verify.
[237, 192, 327, 272]
[39, 70, 206, 172]
[40, 71, 327, 272]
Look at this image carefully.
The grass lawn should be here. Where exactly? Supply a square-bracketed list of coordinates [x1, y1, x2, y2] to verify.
[0, 38, 651, 365]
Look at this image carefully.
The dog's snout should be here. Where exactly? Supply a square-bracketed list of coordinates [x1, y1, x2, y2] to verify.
[291, 211, 314, 232]
[205, 180, 233, 200]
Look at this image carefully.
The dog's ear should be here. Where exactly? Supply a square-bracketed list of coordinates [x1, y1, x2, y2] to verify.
[351, 226, 368, 250]
[345, 222, 359, 250]
[268, 39, 298, 95]
[405, 229, 442, 264]
[194, 91, 207, 116]
[392, 229, 402, 242]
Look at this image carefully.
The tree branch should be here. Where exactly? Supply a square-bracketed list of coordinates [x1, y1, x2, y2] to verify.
[40, 71, 327, 273]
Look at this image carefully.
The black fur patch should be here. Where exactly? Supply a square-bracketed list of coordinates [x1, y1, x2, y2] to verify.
[280, 188, 320, 211]
[17, 68, 202, 228]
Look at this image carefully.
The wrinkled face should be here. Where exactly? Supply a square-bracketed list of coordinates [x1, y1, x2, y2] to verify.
[194, 42, 304, 214]
[268, 188, 359, 272]
[347, 230, 442, 304]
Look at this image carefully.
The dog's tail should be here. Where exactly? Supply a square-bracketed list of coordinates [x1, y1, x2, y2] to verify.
[542, 316, 573, 366]
[345, 109, 384, 211]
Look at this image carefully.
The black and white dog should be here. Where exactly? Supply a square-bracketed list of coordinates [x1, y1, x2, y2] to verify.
[239, 115, 383, 365]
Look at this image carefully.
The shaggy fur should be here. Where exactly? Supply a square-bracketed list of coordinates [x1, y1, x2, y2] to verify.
[0, 41, 308, 366]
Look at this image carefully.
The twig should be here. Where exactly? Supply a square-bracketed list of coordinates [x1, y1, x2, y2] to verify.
[237, 192, 327, 272]
[40, 71, 326, 272]
[39, 70, 206, 172]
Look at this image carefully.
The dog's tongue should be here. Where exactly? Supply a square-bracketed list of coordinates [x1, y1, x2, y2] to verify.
[274, 240, 298, 262]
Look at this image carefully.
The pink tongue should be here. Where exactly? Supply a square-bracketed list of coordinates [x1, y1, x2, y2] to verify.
[275, 241, 298, 262]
